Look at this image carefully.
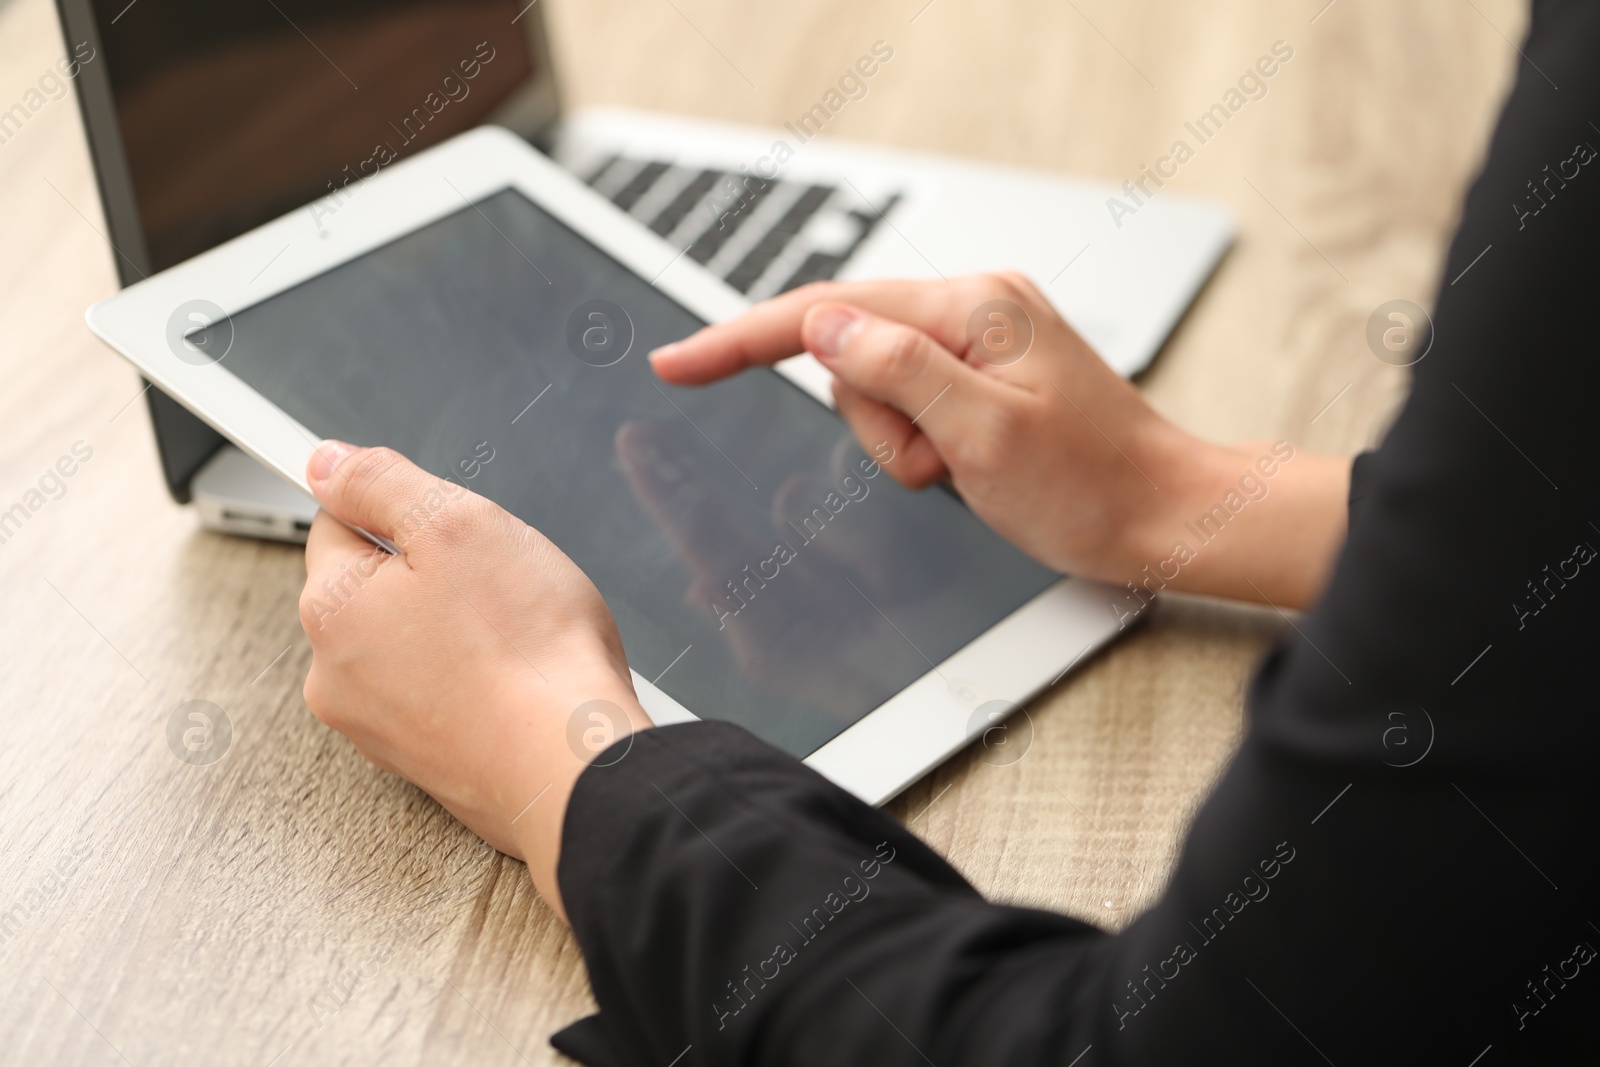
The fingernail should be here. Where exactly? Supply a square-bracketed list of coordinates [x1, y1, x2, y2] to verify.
[308, 440, 358, 484]
[648, 342, 684, 371]
[809, 306, 864, 362]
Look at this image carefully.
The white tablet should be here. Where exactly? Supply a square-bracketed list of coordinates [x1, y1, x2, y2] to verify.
[86, 126, 1127, 805]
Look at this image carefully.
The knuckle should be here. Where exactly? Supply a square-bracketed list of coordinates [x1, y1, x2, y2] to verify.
[297, 578, 339, 636]
[952, 421, 1010, 472]
[344, 446, 402, 489]
[423, 500, 477, 547]
[392, 480, 473, 546]
[414, 490, 492, 548]
[340, 446, 403, 507]
[872, 326, 928, 384]
[991, 270, 1033, 299]
[957, 437, 1003, 473]
[892, 458, 939, 490]
[987, 397, 1028, 445]
[302, 672, 333, 725]
[297, 589, 319, 634]
[954, 273, 994, 304]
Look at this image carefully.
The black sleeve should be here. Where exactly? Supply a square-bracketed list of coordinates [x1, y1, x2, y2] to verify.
[552, 4, 1600, 1063]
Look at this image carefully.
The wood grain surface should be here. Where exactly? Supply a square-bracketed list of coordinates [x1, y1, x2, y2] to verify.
[0, 0, 1523, 1062]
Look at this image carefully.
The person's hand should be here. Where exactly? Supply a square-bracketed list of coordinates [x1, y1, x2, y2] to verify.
[298, 442, 651, 922]
[650, 275, 1350, 609]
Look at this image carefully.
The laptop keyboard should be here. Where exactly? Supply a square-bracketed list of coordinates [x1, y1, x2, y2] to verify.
[582, 155, 901, 301]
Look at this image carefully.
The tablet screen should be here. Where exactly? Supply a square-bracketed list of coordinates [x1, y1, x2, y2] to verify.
[206, 188, 1057, 757]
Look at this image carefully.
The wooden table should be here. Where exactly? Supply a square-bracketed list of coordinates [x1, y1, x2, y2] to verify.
[0, 0, 1522, 1061]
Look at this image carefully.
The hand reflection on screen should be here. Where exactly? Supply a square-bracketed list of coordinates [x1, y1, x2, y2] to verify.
[615, 418, 941, 715]
[767, 432, 960, 606]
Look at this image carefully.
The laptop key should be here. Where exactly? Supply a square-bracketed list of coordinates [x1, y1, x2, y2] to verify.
[776, 192, 902, 292]
[611, 160, 671, 214]
[648, 168, 723, 237]
[724, 183, 834, 294]
[582, 153, 621, 186]
[685, 175, 778, 264]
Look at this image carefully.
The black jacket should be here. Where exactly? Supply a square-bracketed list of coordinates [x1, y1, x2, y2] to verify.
[553, 3, 1600, 1062]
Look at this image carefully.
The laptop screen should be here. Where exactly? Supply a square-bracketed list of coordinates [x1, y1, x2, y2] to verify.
[75, 0, 547, 273]
[59, 0, 559, 496]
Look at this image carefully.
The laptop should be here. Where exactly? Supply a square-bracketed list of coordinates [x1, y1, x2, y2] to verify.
[57, 0, 1232, 542]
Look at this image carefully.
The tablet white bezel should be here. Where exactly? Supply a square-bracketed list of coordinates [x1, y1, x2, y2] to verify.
[86, 125, 1127, 806]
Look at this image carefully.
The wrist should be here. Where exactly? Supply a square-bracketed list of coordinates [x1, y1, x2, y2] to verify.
[1118, 425, 1242, 579]
[504, 661, 652, 924]
[1119, 433, 1350, 609]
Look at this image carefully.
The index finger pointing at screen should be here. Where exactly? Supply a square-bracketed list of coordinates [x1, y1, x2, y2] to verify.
[649, 279, 973, 385]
